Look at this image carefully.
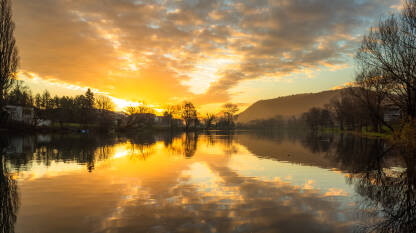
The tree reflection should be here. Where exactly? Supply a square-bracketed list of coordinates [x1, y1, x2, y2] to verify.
[330, 134, 391, 173]
[5, 134, 120, 172]
[183, 132, 198, 158]
[281, 132, 416, 232]
[321, 134, 416, 233]
[301, 132, 334, 153]
[0, 137, 19, 233]
[351, 156, 416, 233]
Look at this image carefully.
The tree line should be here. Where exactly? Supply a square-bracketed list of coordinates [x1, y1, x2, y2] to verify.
[300, 89, 391, 133]
[124, 101, 240, 131]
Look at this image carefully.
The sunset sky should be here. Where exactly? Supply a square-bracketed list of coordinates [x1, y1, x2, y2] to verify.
[13, 0, 401, 112]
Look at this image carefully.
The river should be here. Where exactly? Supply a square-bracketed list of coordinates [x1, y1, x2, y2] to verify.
[0, 131, 414, 233]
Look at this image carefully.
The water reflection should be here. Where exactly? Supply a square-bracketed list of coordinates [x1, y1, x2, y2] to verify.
[351, 159, 416, 233]
[0, 137, 19, 233]
[1, 131, 415, 233]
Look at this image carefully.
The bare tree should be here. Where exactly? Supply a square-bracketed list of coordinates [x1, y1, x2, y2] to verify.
[181, 101, 197, 131]
[203, 113, 215, 129]
[302, 107, 321, 132]
[95, 95, 114, 111]
[350, 72, 393, 132]
[162, 104, 180, 129]
[124, 104, 154, 115]
[0, 0, 18, 106]
[355, 0, 416, 122]
[221, 103, 239, 128]
[125, 106, 139, 115]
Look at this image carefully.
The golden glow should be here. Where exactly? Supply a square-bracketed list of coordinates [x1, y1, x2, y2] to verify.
[109, 97, 141, 112]
[182, 56, 240, 94]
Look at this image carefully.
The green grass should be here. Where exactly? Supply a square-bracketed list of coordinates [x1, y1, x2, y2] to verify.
[319, 126, 393, 139]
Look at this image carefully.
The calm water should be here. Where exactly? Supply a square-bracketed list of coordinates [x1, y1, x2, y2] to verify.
[0, 131, 414, 233]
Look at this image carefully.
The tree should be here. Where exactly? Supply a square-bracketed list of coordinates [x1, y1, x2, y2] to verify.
[181, 101, 197, 131]
[203, 113, 216, 129]
[221, 103, 239, 129]
[41, 90, 52, 109]
[5, 81, 33, 107]
[95, 95, 114, 111]
[319, 108, 333, 129]
[84, 88, 94, 109]
[0, 0, 19, 107]
[125, 106, 139, 115]
[302, 107, 321, 132]
[355, 0, 416, 123]
[138, 105, 154, 114]
[349, 78, 392, 132]
[124, 104, 154, 115]
[34, 93, 42, 109]
[161, 105, 177, 129]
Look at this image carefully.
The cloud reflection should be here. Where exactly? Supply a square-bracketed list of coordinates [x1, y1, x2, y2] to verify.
[3, 132, 388, 233]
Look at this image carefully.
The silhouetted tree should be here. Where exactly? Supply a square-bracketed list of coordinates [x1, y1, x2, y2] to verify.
[221, 103, 239, 129]
[95, 95, 114, 111]
[0, 0, 18, 107]
[329, 93, 366, 131]
[41, 90, 52, 109]
[319, 107, 333, 129]
[302, 107, 321, 132]
[124, 104, 154, 115]
[5, 81, 33, 107]
[203, 113, 215, 129]
[84, 88, 94, 109]
[181, 101, 197, 131]
[356, 0, 416, 123]
[286, 116, 304, 130]
[162, 105, 179, 129]
[125, 106, 139, 115]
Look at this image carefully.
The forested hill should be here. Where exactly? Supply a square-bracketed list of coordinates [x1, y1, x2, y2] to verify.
[237, 89, 343, 123]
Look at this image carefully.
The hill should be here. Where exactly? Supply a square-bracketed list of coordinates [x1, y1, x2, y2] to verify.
[237, 89, 342, 123]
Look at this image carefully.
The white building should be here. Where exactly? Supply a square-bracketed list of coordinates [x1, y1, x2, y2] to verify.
[3, 105, 35, 124]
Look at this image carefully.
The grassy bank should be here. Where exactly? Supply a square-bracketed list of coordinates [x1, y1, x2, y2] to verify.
[320, 126, 393, 139]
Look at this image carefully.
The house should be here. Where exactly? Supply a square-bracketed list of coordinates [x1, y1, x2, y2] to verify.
[3, 105, 35, 124]
[384, 105, 401, 122]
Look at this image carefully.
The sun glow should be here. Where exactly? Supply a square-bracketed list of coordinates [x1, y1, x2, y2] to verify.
[109, 97, 141, 112]
[109, 97, 165, 114]
[182, 56, 240, 94]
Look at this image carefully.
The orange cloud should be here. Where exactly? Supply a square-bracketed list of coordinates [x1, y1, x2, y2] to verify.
[13, 0, 399, 108]
[331, 82, 356, 90]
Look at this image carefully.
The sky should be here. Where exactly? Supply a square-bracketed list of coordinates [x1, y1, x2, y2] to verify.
[12, 0, 401, 112]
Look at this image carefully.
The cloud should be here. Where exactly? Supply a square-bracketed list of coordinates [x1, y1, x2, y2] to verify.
[13, 0, 399, 105]
[331, 82, 356, 90]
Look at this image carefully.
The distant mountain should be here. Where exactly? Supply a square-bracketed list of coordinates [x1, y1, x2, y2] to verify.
[237, 89, 343, 123]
